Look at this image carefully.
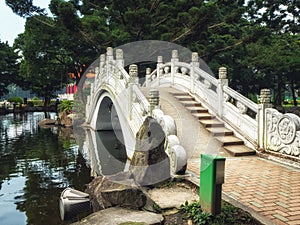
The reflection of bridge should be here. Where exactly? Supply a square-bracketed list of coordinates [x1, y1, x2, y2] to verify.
[85, 46, 300, 175]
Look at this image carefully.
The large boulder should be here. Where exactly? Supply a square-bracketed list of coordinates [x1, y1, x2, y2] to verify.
[85, 172, 147, 212]
[130, 116, 171, 186]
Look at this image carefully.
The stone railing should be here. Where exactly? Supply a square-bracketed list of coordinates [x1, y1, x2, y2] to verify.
[144, 50, 260, 147]
[144, 50, 300, 160]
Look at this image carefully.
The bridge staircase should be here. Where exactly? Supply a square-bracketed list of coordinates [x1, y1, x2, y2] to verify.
[172, 92, 256, 157]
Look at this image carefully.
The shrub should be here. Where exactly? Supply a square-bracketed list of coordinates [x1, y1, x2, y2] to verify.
[180, 201, 261, 225]
[8, 96, 23, 104]
[27, 101, 34, 107]
[58, 100, 74, 114]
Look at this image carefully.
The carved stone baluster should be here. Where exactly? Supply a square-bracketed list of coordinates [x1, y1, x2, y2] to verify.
[171, 50, 179, 85]
[258, 88, 273, 150]
[157, 56, 163, 86]
[149, 89, 160, 114]
[129, 64, 139, 85]
[145, 67, 152, 87]
[217, 67, 228, 118]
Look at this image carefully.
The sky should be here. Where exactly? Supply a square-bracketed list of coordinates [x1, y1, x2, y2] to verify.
[0, 0, 51, 46]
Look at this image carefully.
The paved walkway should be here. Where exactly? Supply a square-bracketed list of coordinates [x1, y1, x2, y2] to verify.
[149, 88, 300, 225]
[187, 157, 300, 225]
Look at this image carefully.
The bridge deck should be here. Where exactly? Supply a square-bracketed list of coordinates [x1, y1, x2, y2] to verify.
[142, 87, 300, 225]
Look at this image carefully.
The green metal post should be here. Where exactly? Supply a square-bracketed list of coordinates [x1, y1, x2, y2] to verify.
[199, 154, 226, 216]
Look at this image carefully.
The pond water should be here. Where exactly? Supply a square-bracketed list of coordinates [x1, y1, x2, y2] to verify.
[0, 112, 93, 225]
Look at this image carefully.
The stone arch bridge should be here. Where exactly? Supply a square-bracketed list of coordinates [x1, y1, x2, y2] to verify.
[85, 47, 300, 174]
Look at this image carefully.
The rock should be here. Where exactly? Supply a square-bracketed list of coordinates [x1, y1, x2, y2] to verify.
[60, 110, 73, 127]
[130, 117, 171, 186]
[85, 172, 147, 212]
[71, 207, 164, 225]
[38, 118, 57, 128]
[147, 184, 198, 210]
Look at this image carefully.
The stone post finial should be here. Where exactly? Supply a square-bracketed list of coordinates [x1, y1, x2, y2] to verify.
[218, 67, 227, 79]
[192, 52, 198, 62]
[146, 68, 151, 75]
[129, 64, 138, 77]
[107, 47, 113, 56]
[191, 52, 200, 67]
[116, 49, 123, 60]
[157, 56, 163, 64]
[260, 89, 271, 104]
[100, 54, 106, 62]
[149, 89, 160, 113]
[172, 50, 178, 60]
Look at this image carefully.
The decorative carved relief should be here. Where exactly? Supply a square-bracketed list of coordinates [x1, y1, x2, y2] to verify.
[266, 109, 300, 157]
[204, 80, 212, 89]
[224, 93, 230, 102]
[164, 66, 170, 74]
[237, 101, 247, 114]
[181, 67, 188, 75]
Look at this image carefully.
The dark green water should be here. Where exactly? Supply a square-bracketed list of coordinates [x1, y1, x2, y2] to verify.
[0, 112, 92, 225]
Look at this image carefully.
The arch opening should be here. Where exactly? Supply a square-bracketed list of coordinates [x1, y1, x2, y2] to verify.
[92, 96, 127, 175]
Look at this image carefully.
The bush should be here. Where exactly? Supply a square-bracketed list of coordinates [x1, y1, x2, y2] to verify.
[8, 96, 23, 104]
[180, 201, 262, 225]
[27, 101, 34, 107]
[58, 100, 73, 114]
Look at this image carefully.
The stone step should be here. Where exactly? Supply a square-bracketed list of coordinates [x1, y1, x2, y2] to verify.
[181, 101, 202, 107]
[192, 113, 215, 120]
[224, 145, 256, 156]
[172, 92, 190, 97]
[173, 93, 195, 101]
[175, 96, 195, 101]
[215, 136, 244, 146]
[199, 119, 224, 128]
[187, 106, 209, 114]
[206, 127, 234, 136]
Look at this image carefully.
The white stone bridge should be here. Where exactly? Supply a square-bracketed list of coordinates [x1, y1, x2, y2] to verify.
[85, 47, 300, 174]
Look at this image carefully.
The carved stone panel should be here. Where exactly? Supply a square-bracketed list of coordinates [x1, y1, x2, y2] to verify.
[266, 109, 300, 157]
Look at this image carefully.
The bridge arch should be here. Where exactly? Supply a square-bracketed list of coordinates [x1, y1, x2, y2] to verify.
[87, 87, 136, 158]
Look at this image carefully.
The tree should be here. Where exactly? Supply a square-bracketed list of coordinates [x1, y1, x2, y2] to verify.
[6, 0, 299, 107]
[5, 0, 45, 17]
[0, 40, 20, 97]
[17, 15, 68, 107]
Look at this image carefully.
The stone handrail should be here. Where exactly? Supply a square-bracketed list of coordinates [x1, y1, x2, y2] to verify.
[144, 51, 260, 149]
[222, 86, 258, 145]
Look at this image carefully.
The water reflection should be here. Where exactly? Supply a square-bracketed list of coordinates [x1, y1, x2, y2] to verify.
[0, 112, 92, 225]
[84, 129, 128, 177]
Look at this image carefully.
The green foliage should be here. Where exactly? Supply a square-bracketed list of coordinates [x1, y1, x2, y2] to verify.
[181, 201, 261, 225]
[0, 41, 20, 97]
[181, 201, 212, 225]
[8, 96, 23, 104]
[27, 101, 34, 107]
[5, 0, 300, 107]
[58, 100, 73, 114]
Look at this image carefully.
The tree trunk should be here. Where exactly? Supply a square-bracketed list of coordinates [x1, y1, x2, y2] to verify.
[44, 96, 51, 108]
[275, 74, 283, 107]
[291, 82, 298, 106]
